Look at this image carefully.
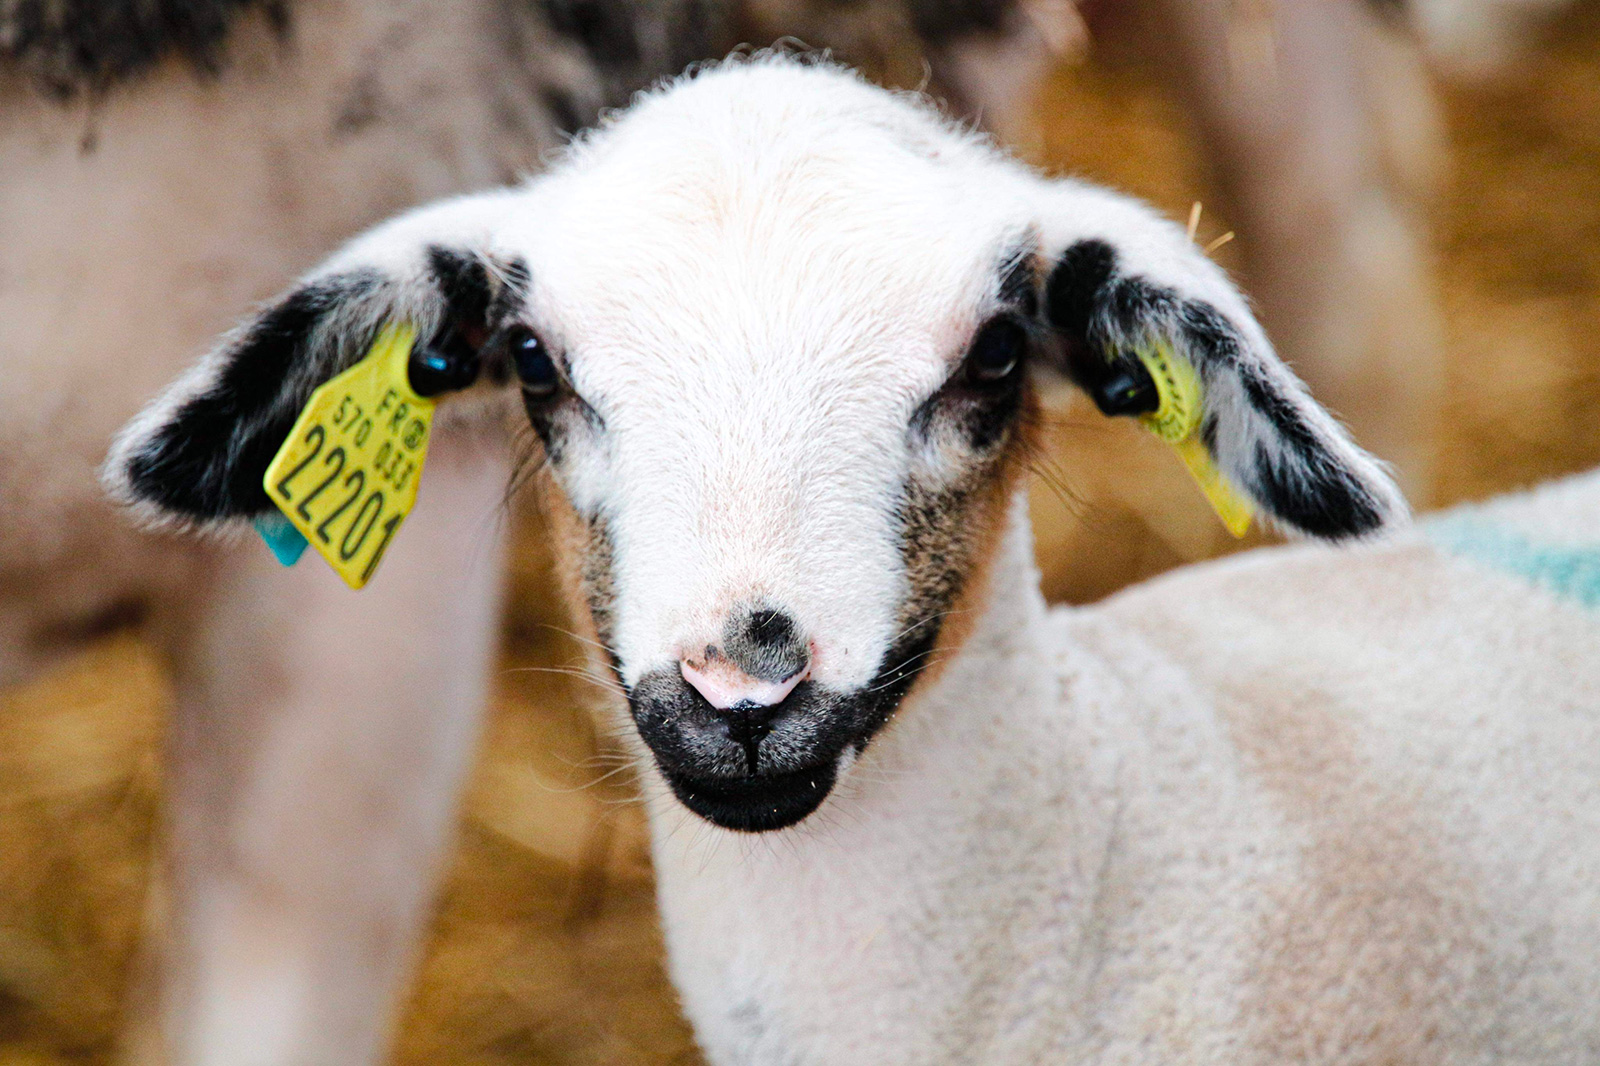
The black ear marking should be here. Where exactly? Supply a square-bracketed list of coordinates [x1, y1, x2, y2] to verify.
[116, 241, 534, 525]
[1048, 241, 1166, 417]
[1234, 361, 1387, 538]
[1041, 237, 1402, 540]
[427, 246, 493, 338]
[1251, 441, 1388, 539]
[1044, 238, 1116, 340]
[1046, 239, 1185, 357]
[408, 245, 515, 396]
[123, 272, 378, 520]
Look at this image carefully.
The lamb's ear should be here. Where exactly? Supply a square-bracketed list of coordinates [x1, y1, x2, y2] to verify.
[1030, 178, 1408, 540]
[105, 189, 528, 530]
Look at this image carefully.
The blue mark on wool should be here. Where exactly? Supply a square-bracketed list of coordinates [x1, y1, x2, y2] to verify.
[1429, 516, 1600, 610]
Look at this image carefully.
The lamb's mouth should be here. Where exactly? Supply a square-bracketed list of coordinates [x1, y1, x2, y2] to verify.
[658, 761, 838, 832]
[627, 630, 941, 832]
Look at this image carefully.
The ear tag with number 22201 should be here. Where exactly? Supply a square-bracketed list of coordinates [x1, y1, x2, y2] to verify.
[258, 324, 433, 589]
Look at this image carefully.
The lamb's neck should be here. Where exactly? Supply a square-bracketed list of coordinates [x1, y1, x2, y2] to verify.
[950, 487, 1054, 668]
[864, 489, 1057, 774]
[648, 496, 1116, 1062]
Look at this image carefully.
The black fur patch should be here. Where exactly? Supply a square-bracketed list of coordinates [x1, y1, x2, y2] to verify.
[2, 0, 289, 98]
[491, 258, 532, 323]
[1252, 443, 1386, 539]
[1043, 238, 1115, 341]
[1046, 239, 1182, 359]
[1175, 299, 1245, 368]
[124, 244, 530, 521]
[1230, 336, 1384, 536]
[427, 246, 494, 335]
[1049, 242, 1161, 416]
[1044, 238, 1387, 538]
[1238, 364, 1319, 457]
[721, 605, 807, 684]
[124, 272, 375, 519]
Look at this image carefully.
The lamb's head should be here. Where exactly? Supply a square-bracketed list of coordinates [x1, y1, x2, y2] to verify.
[107, 58, 1406, 832]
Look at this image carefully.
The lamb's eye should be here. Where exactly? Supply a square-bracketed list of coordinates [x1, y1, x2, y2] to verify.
[965, 317, 1027, 385]
[510, 327, 559, 398]
[407, 329, 480, 397]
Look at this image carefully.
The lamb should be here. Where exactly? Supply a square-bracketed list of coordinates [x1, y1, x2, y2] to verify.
[109, 56, 1600, 1064]
[4, 3, 1522, 1055]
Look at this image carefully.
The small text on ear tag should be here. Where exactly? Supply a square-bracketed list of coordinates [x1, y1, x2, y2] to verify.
[260, 324, 433, 589]
[1130, 340, 1254, 537]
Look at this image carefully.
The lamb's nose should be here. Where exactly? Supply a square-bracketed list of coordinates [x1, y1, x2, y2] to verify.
[680, 657, 807, 709]
[680, 605, 810, 709]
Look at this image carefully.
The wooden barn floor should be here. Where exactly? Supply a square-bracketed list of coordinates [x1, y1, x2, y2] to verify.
[3, 4, 1599, 1062]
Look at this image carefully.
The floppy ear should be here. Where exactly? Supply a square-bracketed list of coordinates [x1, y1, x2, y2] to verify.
[1030, 178, 1408, 540]
[105, 189, 529, 530]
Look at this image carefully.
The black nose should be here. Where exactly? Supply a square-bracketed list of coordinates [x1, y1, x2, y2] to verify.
[722, 604, 808, 684]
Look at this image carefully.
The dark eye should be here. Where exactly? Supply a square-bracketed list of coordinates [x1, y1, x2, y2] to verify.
[509, 326, 559, 398]
[965, 317, 1027, 385]
[407, 328, 480, 397]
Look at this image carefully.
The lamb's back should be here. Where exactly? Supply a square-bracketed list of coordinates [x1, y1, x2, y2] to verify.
[1076, 466, 1600, 1062]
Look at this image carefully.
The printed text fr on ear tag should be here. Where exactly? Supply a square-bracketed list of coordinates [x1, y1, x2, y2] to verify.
[1130, 339, 1254, 537]
[260, 323, 433, 589]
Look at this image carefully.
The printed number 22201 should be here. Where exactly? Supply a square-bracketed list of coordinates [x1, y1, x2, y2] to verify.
[260, 325, 434, 589]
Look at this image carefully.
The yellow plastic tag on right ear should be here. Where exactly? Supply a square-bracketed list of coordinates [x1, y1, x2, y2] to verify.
[260, 323, 434, 589]
[1130, 340, 1254, 537]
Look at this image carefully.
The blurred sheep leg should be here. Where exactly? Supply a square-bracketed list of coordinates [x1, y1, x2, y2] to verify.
[125, 430, 509, 1066]
[1136, 0, 1448, 500]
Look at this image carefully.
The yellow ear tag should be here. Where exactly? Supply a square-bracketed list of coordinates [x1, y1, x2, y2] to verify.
[260, 324, 433, 589]
[1129, 340, 1254, 538]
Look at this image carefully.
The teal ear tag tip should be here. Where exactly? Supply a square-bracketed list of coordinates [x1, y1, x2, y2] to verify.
[254, 512, 310, 567]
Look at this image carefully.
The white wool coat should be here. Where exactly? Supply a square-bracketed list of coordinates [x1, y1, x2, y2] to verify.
[651, 470, 1600, 1065]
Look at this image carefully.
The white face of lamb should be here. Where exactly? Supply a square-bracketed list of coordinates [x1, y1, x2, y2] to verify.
[512, 64, 1036, 700]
